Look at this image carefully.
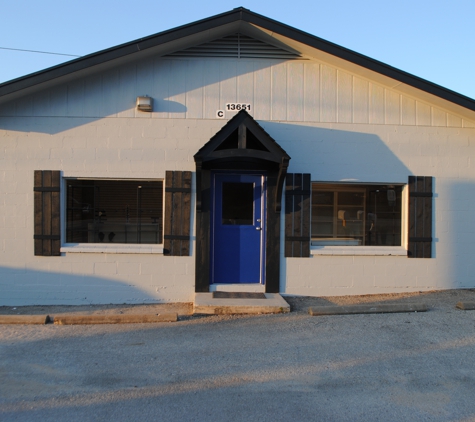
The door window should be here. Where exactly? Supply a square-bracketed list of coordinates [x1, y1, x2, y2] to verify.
[221, 182, 254, 225]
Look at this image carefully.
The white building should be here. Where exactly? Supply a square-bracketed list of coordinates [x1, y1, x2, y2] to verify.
[1, 8, 474, 305]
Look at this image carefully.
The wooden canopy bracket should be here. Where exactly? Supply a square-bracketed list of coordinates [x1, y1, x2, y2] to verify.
[195, 159, 203, 212]
[275, 157, 289, 213]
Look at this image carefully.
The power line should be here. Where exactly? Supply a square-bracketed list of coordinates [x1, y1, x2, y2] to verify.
[0, 46, 80, 57]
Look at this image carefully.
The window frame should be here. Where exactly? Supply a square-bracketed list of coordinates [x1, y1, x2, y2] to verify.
[60, 177, 165, 254]
[310, 181, 408, 256]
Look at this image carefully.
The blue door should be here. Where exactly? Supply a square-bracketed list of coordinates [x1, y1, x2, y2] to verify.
[211, 173, 265, 284]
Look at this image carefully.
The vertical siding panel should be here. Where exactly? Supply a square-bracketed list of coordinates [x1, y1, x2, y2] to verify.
[271, 61, 287, 121]
[13, 96, 33, 117]
[254, 63, 271, 120]
[385, 90, 400, 125]
[237, 60, 254, 106]
[152, 59, 170, 118]
[369, 83, 384, 124]
[67, 80, 84, 117]
[169, 60, 187, 119]
[337, 71, 352, 123]
[220, 60, 237, 111]
[84, 74, 103, 117]
[117, 63, 136, 118]
[186, 59, 204, 119]
[287, 61, 304, 121]
[33, 91, 50, 117]
[102, 68, 120, 117]
[304, 62, 320, 122]
[203, 60, 220, 119]
[447, 113, 462, 128]
[353, 77, 369, 123]
[49, 84, 68, 117]
[321, 64, 337, 122]
[135, 58, 154, 119]
[462, 119, 475, 128]
[402, 96, 416, 125]
[431, 107, 447, 127]
[416, 101, 431, 126]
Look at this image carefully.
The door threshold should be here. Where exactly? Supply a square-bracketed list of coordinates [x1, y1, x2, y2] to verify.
[210, 284, 265, 293]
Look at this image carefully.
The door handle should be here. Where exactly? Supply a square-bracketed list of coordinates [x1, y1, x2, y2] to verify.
[256, 227, 261, 231]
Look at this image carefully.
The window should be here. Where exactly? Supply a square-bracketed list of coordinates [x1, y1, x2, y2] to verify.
[312, 183, 403, 246]
[222, 182, 254, 225]
[66, 180, 163, 244]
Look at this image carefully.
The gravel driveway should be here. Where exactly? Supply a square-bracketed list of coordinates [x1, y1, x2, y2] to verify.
[1, 289, 475, 421]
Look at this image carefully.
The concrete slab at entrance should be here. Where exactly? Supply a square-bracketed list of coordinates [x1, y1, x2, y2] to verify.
[193, 293, 290, 315]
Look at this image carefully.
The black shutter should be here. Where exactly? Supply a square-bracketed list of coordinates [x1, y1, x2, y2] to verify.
[164, 171, 192, 256]
[408, 176, 433, 258]
[34, 170, 61, 256]
[285, 173, 311, 257]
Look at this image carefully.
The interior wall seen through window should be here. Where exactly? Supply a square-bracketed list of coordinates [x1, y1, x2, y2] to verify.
[66, 179, 163, 244]
[311, 184, 402, 246]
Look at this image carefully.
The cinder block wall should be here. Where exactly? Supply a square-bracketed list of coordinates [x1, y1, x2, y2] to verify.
[1, 117, 226, 305]
[1, 56, 475, 304]
[278, 123, 475, 296]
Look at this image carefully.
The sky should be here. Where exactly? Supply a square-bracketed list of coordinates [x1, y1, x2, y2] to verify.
[1, 0, 474, 99]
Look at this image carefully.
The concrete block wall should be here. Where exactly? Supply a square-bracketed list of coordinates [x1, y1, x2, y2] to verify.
[2, 114, 475, 303]
[1, 54, 475, 304]
[279, 122, 475, 296]
[0, 117, 224, 305]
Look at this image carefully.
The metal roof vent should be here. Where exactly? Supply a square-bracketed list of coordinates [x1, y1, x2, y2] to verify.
[167, 34, 304, 60]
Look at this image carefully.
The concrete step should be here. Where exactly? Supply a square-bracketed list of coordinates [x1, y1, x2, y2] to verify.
[194, 293, 290, 315]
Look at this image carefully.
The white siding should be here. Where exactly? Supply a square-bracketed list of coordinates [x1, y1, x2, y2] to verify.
[1, 51, 475, 305]
[3, 57, 472, 128]
[353, 77, 369, 124]
[338, 71, 352, 123]
[321, 64, 337, 122]
[304, 63, 319, 122]
[287, 62, 304, 122]
[271, 61, 287, 121]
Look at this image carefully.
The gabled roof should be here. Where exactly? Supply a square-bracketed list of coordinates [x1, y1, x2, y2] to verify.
[194, 109, 290, 212]
[194, 109, 290, 164]
[1, 7, 474, 114]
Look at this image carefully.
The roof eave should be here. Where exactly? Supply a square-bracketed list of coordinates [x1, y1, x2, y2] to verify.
[0, 8, 246, 100]
[240, 9, 475, 112]
[1, 7, 475, 114]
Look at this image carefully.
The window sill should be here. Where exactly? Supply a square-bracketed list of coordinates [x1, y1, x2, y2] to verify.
[310, 246, 407, 256]
[61, 243, 164, 254]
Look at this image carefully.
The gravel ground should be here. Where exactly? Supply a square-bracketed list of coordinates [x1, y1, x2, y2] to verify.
[1, 289, 475, 421]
